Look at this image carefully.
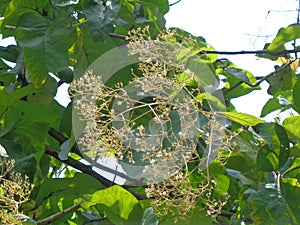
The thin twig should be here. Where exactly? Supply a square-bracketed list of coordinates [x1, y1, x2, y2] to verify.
[36, 200, 84, 225]
[224, 60, 295, 95]
[169, 0, 182, 7]
[109, 33, 128, 40]
[282, 165, 300, 177]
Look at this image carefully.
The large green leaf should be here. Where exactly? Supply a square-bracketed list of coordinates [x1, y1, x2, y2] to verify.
[139, 1, 166, 31]
[220, 112, 265, 126]
[186, 56, 216, 88]
[268, 24, 300, 51]
[144, 0, 169, 14]
[266, 65, 297, 96]
[251, 183, 299, 224]
[35, 173, 104, 221]
[280, 178, 300, 222]
[0, 0, 49, 37]
[282, 116, 300, 141]
[256, 123, 290, 171]
[0, 85, 36, 115]
[2, 101, 58, 153]
[0, 0, 10, 15]
[82, 0, 121, 42]
[196, 92, 225, 111]
[16, 12, 74, 87]
[82, 185, 139, 223]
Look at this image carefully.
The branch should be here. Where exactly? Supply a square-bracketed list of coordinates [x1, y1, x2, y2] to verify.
[48, 128, 141, 184]
[48, 127, 82, 157]
[201, 49, 300, 56]
[224, 59, 295, 94]
[44, 145, 147, 200]
[36, 200, 84, 225]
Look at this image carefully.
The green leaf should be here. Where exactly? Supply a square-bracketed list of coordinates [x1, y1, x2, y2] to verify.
[0, 0, 10, 15]
[139, 1, 166, 31]
[0, 138, 36, 181]
[257, 144, 277, 171]
[293, 77, 300, 113]
[256, 123, 289, 171]
[82, 185, 139, 223]
[261, 90, 294, 117]
[266, 65, 297, 96]
[290, 145, 300, 157]
[220, 112, 265, 126]
[82, 0, 121, 42]
[2, 101, 58, 153]
[0, 85, 37, 115]
[268, 24, 300, 51]
[59, 102, 73, 136]
[186, 56, 216, 88]
[257, 43, 287, 60]
[144, 0, 169, 15]
[275, 123, 290, 168]
[280, 178, 300, 223]
[251, 183, 299, 224]
[36, 172, 104, 221]
[196, 92, 225, 111]
[16, 12, 74, 87]
[0, 45, 20, 62]
[215, 174, 230, 195]
[260, 97, 282, 117]
[224, 68, 254, 85]
[282, 116, 300, 141]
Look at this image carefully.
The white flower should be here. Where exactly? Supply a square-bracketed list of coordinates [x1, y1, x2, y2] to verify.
[0, 144, 9, 157]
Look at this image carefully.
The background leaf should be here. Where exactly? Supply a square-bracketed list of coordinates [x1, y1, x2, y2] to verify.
[16, 12, 74, 87]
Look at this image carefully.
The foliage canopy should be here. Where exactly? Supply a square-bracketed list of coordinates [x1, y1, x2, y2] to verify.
[0, 0, 300, 224]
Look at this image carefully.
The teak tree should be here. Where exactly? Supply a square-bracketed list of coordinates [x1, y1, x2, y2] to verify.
[0, 0, 300, 224]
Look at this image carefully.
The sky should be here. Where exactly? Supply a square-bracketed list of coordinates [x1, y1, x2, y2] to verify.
[166, 0, 299, 118]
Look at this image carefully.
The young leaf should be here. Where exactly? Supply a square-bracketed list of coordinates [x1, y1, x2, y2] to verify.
[220, 112, 265, 126]
[82, 185, 139, 221]
[282, 116, 300, 141]
[268, 24, 300, 51]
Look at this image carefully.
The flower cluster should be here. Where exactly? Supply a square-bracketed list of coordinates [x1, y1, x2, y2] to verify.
[0, 158, 33, 224]
[71, 26, 237, 222]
